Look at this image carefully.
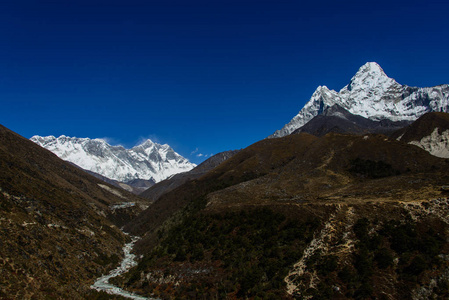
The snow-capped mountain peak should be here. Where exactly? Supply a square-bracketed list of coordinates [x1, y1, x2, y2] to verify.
[136, 139, 155, 149]
[30, 135, 196, 183]
[344, 62, 399, 92]
[270, 62, 449, 138]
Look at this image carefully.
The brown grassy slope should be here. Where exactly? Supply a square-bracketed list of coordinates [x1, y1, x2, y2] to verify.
[207, 132, 449, 210]
[124, 133, 318, 237]
[0, 124, 149, 299]
[126, 131, 449, 254]
[392, 112, 449, 142]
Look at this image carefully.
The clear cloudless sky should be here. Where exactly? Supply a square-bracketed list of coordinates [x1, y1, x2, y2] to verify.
[1, 0, 448, 164]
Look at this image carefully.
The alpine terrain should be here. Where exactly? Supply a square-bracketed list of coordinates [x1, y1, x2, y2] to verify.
[113, 113, 449, 299]
[0, 124, 150, 299]
[3, 63, 449, 300]
[271, 62, 449, 138]
[31, 135, 196, 186]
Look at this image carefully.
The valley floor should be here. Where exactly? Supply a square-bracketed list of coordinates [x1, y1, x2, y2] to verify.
[91, 236, 151, 300]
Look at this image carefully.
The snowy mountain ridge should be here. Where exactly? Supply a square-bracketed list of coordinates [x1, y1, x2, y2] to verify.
[30, 135, 196, 183]
[271, 62, 449, 138]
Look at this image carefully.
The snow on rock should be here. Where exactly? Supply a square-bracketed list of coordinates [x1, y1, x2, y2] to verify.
[271, 62, 449, 138]
[30, 136, 196, 183]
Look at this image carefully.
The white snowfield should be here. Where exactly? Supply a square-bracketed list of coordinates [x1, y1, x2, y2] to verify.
[91, 236, 153, 300]
[30, 136, 196, 183]
[271, 62, 449, 138]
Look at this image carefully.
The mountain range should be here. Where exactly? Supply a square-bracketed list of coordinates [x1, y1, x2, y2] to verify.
[111, 63, 449, 299]
[28, 63, 449, 195]
[271, 62, 449, 138]
[2, 62, 449, 299]
[30, 135, 196, 186]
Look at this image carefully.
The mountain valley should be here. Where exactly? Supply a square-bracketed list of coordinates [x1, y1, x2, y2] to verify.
[2, 62, 449, 299]
[114, 112, 449, 299]
[0, 125, 151, 299]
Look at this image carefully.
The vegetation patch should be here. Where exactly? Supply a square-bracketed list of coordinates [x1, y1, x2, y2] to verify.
[349, 158, 401, 178]
[301, 216, 449, 299]
[116, 208, 320, 299]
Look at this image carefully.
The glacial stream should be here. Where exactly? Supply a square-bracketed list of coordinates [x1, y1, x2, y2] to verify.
[91, 235, 151, 300]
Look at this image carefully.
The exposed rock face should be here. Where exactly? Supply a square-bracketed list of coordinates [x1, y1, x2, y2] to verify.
[408, 128, 449, 158]
[393, 112, 449, 158]
[30, 135, 196, 183]
[271, 62, 449, 138]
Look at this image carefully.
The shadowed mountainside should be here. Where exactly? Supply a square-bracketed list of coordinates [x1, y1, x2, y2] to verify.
[393, 111, 449, 142]
[292, 104, 411, 137]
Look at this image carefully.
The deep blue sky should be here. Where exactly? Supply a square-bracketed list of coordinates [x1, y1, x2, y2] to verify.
[1, 0, 448, 164]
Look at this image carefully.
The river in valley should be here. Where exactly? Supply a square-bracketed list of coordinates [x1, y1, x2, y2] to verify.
[91, 235, 153, 300]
